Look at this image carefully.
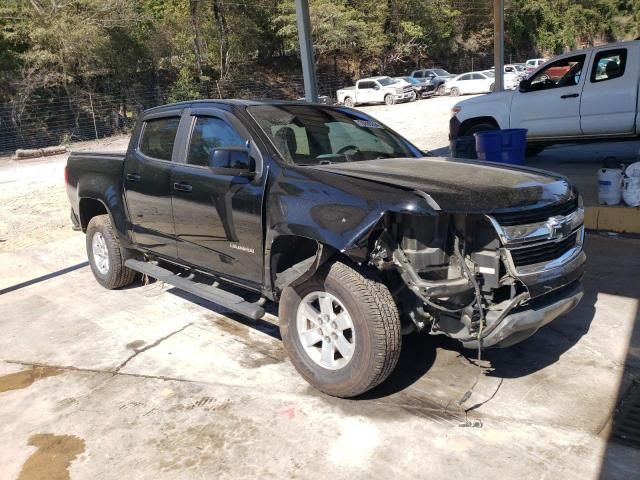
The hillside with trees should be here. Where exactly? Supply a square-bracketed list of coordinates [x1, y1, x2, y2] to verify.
[0, 0, 637, 151]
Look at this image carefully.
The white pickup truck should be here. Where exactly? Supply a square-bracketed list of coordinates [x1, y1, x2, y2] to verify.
[450, 40, 640, 155]
[337, 76, 414, 107]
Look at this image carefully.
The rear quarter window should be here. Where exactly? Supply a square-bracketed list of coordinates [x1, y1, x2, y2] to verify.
[591, 49, 627, 83]
[139, 117, 180, 161]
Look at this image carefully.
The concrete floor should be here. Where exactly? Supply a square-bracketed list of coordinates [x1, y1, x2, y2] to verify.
[1, 110, 640, 479]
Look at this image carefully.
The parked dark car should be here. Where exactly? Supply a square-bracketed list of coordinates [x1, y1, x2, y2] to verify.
[66, 100, 585, 398]
[411, 68, 456, 94]
[395, 76, 433, 99]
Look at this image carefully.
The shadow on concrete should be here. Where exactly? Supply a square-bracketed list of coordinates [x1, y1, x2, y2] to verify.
[0, 262, 89, 295]
[167, 287, 281, 340]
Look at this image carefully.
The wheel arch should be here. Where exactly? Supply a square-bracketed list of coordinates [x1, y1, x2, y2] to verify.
[268, 234, 338, 296]
[78, 197, 109, 232]
[459, 116, 500, 136]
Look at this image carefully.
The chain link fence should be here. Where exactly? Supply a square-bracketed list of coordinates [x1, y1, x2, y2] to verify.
[0, 72, 349, 155]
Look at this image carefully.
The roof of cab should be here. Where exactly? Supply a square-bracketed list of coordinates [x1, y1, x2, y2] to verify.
[144, 98, 330, 115]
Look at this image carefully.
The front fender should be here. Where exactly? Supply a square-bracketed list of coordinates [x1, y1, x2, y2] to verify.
[265, 165, 438, 264]
[454, 91, 515, 132]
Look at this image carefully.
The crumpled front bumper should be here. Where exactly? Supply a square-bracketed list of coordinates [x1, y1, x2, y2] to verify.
[462, 280, 584, 349]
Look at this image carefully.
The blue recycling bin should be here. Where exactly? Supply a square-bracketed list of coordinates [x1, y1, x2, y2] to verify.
[474, 128, 528, 165]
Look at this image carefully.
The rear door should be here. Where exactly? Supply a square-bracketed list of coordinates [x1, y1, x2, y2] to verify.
[170, 108, 266, 287]
[509, 53, 589, 138]
[580, 47, 637, 135]
[123, 110, 182, 258]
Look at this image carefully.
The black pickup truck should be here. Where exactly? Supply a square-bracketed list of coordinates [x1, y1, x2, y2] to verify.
[66, 100, 585, 397]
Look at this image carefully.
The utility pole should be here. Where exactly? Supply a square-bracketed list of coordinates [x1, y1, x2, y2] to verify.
[295, 0, 319, 102]
[493, 0, 505, 92]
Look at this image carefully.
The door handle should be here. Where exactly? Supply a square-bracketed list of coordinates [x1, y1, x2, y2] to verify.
[173, 182, 193, 193]
[126, 173, 141, 182]
[560, 93, 579, 99]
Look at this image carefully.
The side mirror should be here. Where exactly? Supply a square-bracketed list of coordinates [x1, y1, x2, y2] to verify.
[374, 84, 381, 90]
[518, 79, 531, 92]
[209, 147, 254, 177]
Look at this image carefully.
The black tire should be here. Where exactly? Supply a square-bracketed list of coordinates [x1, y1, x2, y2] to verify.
[526, 144, 546, 156]
[344, 97, 355, 108]
[464, 122, 498, 137]
[410, 91, 417, 102]
[384, 94, 395, 106]
[86, 214, 136, 290]
[489, 83, 495, 92]
[450, 87, 461, 97]
[279, 260, 401, 398]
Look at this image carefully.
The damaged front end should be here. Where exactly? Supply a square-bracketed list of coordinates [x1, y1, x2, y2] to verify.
[369, 197, 585, 348]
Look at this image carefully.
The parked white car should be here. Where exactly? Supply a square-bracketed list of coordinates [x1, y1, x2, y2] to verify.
[451, 40, 640, 155]
[444, 71, 496, 96]
[336, 76, 414, 107]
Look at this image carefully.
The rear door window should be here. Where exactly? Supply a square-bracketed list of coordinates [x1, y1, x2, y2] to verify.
[139, 117, 180, 161]
[591, 49, 627, 83]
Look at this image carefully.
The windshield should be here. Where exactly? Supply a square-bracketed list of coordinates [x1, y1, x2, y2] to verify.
[377, 77, 396, 86]
[432, 69, 450, 76]
[401, 77, 419, 84]
[484, 71, 495, 77]
[247, 105, 420, 166]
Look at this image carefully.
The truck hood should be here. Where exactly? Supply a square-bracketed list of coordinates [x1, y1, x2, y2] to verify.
[312, 157, 574, 213]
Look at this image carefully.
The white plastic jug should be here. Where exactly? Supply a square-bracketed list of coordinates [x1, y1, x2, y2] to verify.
[622, 161, 640, 207]
[598, 167, 623, 205]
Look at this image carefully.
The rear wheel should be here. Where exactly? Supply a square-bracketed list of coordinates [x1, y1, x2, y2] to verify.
[86, 214, 136, 290]
[384, 94, 395, 106]
[279, 260, 401, 398]
[344, 97, 355, 108]
[489, 83, 495, 92]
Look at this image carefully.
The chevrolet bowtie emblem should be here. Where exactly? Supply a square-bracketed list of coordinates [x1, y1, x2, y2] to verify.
[546, 216, 571, 240]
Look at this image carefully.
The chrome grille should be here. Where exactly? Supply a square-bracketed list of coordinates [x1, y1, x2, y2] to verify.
[509, 232, 578, 267]
[492, 198, 579, 226]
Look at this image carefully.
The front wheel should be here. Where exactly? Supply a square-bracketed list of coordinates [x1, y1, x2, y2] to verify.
[410, 91, 417, 102]
[450, 87, 460, 97]
[436, 84, 446, 95]
[279, 261, 401, 398]
[343, 97, 355, 108]
[384, 94, 395, 106]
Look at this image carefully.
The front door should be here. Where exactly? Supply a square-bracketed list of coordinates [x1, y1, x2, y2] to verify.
[170, 109, 266, 287]
[510, 53, 589, 139]
[123, 111, 182, 258]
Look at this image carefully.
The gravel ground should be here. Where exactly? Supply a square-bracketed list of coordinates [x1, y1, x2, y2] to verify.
[357, 95, 464, 153]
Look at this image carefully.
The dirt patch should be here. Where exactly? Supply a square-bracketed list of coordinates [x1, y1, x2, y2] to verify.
[18, 433, 85, 480]
[0, 366, 63, 394]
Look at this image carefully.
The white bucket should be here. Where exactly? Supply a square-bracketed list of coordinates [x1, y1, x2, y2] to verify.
[622, 161, 640, 207]
[598, 167, 623, 205]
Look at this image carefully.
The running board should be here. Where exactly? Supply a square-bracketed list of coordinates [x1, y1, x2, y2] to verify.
[125, 259, 265, 320]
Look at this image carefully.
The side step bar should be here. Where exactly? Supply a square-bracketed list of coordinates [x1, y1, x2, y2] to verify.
[125, 259, 265, 320]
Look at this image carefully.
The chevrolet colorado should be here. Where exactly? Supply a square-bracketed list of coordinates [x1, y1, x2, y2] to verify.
[66, 100, 585, 397]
